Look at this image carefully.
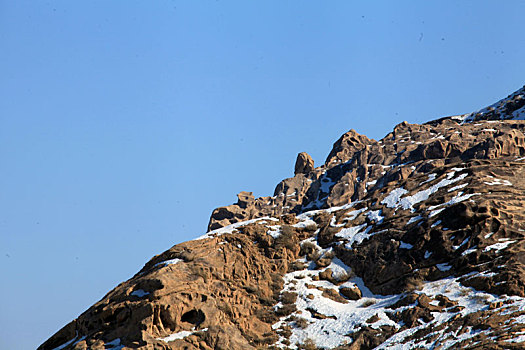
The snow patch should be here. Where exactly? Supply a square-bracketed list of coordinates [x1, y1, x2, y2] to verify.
[366, 210, 383, 224]
[155, 258, 183, 268]
[462, 247, 477, 256]
[272, 258, 399, 349]
[436, 263, 452, 271]
[407, 216, 423, 225]
[197, 217, 279, 240]
[158, 329, 208, 343]
[337, 225, 376, 248]
[381, 172, 468, 212]
[381, 188, 408, 208]
[420, 173, 437, 185]
[483, 240, 516, 252]
[484, 176, 512, 186]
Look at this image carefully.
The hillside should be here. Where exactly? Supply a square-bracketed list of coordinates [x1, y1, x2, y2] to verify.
[41, 86, 525, 350]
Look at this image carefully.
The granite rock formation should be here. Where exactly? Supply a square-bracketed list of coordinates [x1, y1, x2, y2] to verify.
[40, 85, 525, 350]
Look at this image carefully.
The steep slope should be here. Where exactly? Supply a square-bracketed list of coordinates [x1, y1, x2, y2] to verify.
[463, 85, 525, 123]
[41, 87, 525, 350]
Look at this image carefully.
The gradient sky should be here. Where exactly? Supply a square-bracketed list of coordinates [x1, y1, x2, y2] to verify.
[1, 1, 524, 349]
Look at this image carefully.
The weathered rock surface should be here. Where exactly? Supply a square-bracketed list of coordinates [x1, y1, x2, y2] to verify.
[41, 86, 525, 350]
[295, 152, 315, 175]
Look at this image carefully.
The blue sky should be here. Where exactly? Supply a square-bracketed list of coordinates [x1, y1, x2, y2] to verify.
[1, 1, 524, 349]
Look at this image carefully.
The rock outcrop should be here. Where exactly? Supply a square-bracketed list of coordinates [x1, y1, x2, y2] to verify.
[40, 85, 525, 350]
[294, 152, 314, 175]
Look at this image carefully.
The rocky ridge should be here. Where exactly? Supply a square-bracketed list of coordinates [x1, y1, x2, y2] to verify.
[40, 86, 525, 350]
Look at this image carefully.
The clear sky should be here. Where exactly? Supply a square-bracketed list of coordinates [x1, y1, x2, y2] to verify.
[1, 1, 524, 349]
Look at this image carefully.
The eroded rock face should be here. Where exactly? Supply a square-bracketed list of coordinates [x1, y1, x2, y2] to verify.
[209, 118, 525, 232]
[294, 152, 315, 175]
[41, 86, 525, 350]
[40, 219, 317, 350]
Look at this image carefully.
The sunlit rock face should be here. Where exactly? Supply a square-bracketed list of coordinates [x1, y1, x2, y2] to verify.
[41, 86, 525, 350]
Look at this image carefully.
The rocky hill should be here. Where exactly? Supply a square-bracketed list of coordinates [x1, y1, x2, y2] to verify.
[40, 86, 525, 350]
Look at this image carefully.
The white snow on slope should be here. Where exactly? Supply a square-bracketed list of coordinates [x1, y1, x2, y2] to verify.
[483, 240, 516, 252]
[375, 276, 525, 349]
[158, 331, 194, 342]
[266, 205, 525, 349]
[158, 328, 208, 343]
[335, 223, 367, 241]
[427, 191, 479, 218]
[399, 173, 468, 211]
[272, 257, 399, 349]
[407, 215, 423, 225]
[448, 183, 468, 192]
[381, 171, 468, 212]
[267, 224, 282, 238]
[273, 230, 525, 350]
[197, 217, 279, 240]
[484, 175, 513, 186]
[155, 258, 183, 267]
[366, 210, 384, 223]
[381, 187, 408, 208]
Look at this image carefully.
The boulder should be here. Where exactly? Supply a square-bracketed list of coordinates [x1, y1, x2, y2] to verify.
[340, 286, 362, 300]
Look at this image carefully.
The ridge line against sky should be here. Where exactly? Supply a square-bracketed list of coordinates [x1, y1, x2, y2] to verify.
[1, 1, 525, 349]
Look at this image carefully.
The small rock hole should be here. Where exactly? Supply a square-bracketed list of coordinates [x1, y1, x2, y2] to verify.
[180, 309, 205, 326]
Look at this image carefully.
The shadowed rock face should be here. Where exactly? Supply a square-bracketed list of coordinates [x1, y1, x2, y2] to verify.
[41, 86, 525, 350]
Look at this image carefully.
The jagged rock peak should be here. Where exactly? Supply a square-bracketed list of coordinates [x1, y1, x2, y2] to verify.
[40, 85, 525, 350]
[324, 129, 375, 166]
[236, 191, 254, 209]
[294, 152, 314, 175]
[208, 116, 525, 232]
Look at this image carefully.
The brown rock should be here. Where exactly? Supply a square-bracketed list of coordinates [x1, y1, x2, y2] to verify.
[325, 129, 374, 165]
[236, 191, 255, 209]
[306, 308, 336, 320]
[339, 286, 362, 300]
[489, 301, 504, 309]
[319, 268, 334, 282]
[366, 314, 380, 324]
[294, 152, 314, 175]
[417, 294, 442, 312]
[435, 294, 458, 308]
[321, 288, 348, 304]
[40, 85, 525, 350]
